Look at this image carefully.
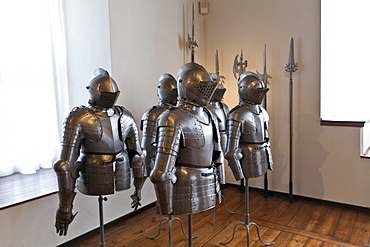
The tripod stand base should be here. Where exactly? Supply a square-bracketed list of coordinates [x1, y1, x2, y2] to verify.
[147, 215, 198, 247]
[221, 178, 276, 246]
[220, 222, 275, 246]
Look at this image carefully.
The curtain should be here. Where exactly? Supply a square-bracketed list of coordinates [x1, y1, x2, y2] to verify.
[0, 0, 69, 177]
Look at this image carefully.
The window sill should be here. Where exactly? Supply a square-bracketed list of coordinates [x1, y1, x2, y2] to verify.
[320, 119, 365, 128]
[0, 168, 57, 210]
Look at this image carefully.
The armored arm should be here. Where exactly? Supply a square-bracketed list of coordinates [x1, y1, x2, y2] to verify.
[261, 107, 273, 170]
[140, 106, 166, 174]
[150, 112, 180, 215]
[117, 106, 147, 210]
[225, 118, 244, 181]
[53, 107, 88, 236]
[118, 106, 145, 177]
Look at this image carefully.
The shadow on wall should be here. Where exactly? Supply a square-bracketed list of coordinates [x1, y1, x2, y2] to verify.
[293, 113, 329, 198]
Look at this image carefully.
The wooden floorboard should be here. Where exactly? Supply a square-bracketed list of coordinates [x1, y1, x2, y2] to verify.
[68, 185, 370, 247]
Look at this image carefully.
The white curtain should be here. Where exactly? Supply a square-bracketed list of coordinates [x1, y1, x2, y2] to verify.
[0, 0, 69, 176]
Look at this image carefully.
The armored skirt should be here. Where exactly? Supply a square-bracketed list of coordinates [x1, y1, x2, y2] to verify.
[171, 166, 219, 215]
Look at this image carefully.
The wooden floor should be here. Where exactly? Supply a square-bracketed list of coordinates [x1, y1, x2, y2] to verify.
[72, 185, 370, 247]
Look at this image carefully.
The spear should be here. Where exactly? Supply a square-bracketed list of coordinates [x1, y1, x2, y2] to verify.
[187, 3, 198, 63]
[285, 37, 298, 203]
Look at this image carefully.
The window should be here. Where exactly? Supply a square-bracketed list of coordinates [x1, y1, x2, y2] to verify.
[0, 0, 68, 177]
[321, 0, 370, 122]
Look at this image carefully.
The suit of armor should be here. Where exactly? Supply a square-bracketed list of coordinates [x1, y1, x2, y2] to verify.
[150, 63, 222, 215]
[206, 73, 229, 184]
[225, 72, 273, 180]
[141, 73, 177, 174]
[53, 68, 145, 236]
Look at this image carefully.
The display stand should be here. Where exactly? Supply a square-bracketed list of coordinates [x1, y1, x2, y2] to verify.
[220, 178, 275, 246]
[188, 214, 193, 247]
[261, 173, 273, 198]
[211, 195, 235, 226]
[98, 195, 108, 247]
[147, 214, 198, 247]
[238, 178, 246, 193]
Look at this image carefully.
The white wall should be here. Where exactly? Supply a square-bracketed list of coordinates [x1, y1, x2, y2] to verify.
[63, 0, 112, 108]
[202, 0, 370, 208]
[108, 0, 206, 122]
[1, 0, 369, 246]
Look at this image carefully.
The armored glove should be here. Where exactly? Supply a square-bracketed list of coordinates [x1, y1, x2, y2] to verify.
[55, 191, 77, 236]
[130, 154, 146, 211]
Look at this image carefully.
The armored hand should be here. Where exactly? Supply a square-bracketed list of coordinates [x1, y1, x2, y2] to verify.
[130, 187, 142, 211]
[55, 191, 77, 236]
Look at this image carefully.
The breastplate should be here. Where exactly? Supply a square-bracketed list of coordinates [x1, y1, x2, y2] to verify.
[239, 107, 265, 143]
[176, 113, 215, 167]
[81, 110, 124, 154]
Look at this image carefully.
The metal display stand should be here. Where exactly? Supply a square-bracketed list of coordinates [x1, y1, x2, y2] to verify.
[220, 179, 275, 246]
[147, 214, 198, 247]
[98, 195, 108, 247]
[211, 195, 235, 226]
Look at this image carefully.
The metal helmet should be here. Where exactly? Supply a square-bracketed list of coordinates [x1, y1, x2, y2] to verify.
[238, 71, 269, 105]
[157, 73, 178, 106]
[177, 63, 217, 106]
[86, 68, 120, 108]
[209, 73, 226, 102]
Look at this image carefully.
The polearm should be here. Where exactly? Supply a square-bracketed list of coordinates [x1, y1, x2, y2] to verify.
[232, 49, 248, 192]
[285, 37, 298, 203]
[215, 50, 226, 81]
[187, 3, 198, 63]
[216, 50, 220, 75]
[257, 44, 272, 198]
[257, 44, 272, 108]
[233, 50, 248, 79]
